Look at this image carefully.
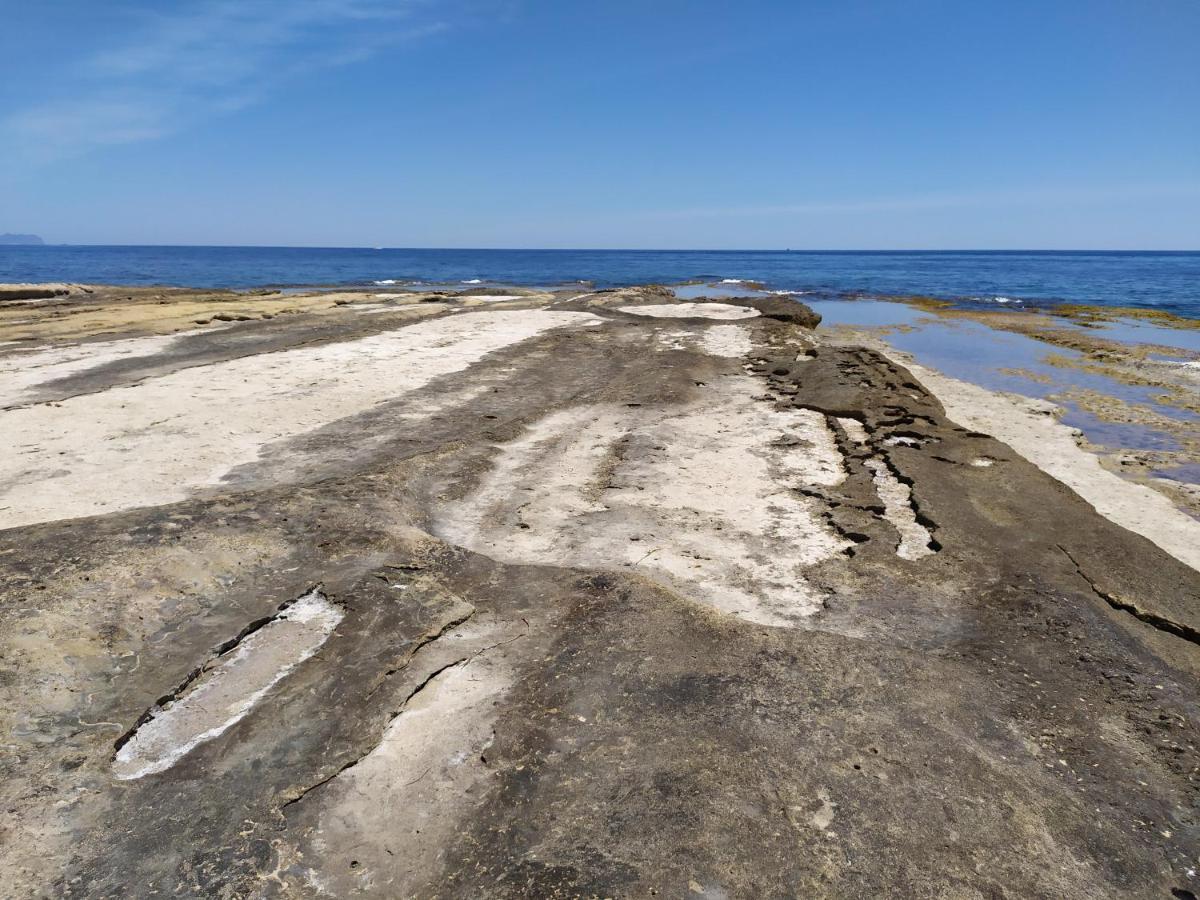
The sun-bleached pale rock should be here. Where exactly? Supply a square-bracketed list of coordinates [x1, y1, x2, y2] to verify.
[113, 590, 343, 780]
[0, 310, 600, 528]
[618, 302, 761, 320]
[438, 377, 849, 626]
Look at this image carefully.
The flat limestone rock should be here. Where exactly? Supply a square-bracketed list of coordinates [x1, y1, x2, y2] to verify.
[0, 285, 1197, 898]
[733, 293, 824, 327]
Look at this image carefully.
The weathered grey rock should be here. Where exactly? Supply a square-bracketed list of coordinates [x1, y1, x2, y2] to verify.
[0, 283, 74, 302]
[727, 293, 822, 327]
[0, 286, 1195, 898]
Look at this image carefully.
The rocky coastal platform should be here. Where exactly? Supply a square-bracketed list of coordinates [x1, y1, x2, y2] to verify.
[1, 284, 1197, 897]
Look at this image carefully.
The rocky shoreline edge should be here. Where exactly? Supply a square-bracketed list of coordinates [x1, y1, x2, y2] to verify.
[1, 282, 1197, 897]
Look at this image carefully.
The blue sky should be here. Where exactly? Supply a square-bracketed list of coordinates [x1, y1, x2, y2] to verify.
[2, 0, 1197, 248]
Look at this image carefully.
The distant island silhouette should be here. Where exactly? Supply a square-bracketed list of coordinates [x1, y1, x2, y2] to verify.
[0, 233, 44, 245]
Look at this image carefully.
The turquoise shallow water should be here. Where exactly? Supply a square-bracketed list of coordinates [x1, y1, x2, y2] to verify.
[808, 298, 1199, 481]
[1054, 317, 1200, 354]
[2, 247, 1198, 318]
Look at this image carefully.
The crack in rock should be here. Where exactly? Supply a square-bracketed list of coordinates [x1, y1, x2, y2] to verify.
[1059, 545, 1200, 646]
[834, 417, 939, 560]
[281, 630, 523, 812]
[113, 587, 343, 780]
[365, 602, 477, 701]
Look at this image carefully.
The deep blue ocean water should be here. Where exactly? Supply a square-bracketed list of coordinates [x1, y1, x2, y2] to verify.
[1, 246, 1197, 317]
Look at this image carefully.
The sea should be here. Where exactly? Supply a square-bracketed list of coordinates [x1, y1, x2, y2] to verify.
[1, 246, 1198, 318]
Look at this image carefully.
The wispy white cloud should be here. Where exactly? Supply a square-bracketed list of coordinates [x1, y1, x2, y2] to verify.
[2, 0, 453, 163]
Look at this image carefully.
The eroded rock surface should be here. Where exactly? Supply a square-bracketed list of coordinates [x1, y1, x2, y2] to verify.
[0, 285, 1197, 898]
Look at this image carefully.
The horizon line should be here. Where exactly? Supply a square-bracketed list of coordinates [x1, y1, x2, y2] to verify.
[7, 244, 1200, 254]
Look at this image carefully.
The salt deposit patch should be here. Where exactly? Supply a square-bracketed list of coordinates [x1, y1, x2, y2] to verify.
[113, 590, 343, 780]
[655, 330, 694, 351]
[0, 310, 600, 528]
[461, 295, 523, 303]
[702, 325, 754, 357]
[837, 417, 935, 561]
[288, 645, 511, 895]
[652, 325, 754, 357]
[864, 459, 936, 560]
[811, 790, 837, 831]
[438, 377, 849, 626]
[838, 418, 870, 445]
[618, 303, 760, 321]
